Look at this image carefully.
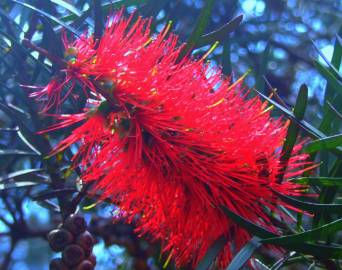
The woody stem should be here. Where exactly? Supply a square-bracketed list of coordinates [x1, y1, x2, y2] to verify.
[22, 38, 67, 68]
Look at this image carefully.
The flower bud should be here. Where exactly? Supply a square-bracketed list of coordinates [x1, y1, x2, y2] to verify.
[64, 214, 86, 236]
[47, 229, 74, 252]
[49, 258, 68, 270]
[75, 231, 95, 256]
[62, 244, 85, 266]
[72, 260, 94, 270]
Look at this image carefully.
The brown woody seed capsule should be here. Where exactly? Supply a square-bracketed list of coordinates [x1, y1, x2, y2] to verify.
[47, 229, 74, 252]
[76, 231, 95, 255]
[72, 260, 94, 270]
[62, 244, 85, 266]
[87, 254, 96, 266]
[49, 258, 68, 270]
[64, 214, 86, 236]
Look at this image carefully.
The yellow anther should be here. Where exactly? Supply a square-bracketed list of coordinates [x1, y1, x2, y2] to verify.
[151, 66, 158, 76]
[162, 251, 173, 269]
[260, 105, 274, 115]
[201, 41, 219, 60]
[226, 69, 251, 92]
[161, 20, 173, 38]
[207, 97, 225, 108]
[150, 88, 158, 95]
[143, 37, 153, 47]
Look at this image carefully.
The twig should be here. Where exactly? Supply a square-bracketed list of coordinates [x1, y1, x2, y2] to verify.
[0, 216, 11, 227]
[22, 38, 67, 68]
[0, 240, 16, 270]
[69, 183, 93, 214]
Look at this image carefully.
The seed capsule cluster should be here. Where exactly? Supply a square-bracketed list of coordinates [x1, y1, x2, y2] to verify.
[48, 214, 96, 270]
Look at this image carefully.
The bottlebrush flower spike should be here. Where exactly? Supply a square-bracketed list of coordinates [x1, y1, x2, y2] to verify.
[36, 11, 312, 269]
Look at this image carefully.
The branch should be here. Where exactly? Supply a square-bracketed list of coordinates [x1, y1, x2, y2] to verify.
[22, 38, 67, 68]
[0, 240, 16, 270]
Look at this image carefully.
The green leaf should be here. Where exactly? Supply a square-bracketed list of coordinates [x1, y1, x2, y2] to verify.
[279, 84, 308, 179]
[12, 0, 79, 36]
[304, 134, 342, 153]
[195, 236, 227, 270]
[0, 181, 40, 190]
[253, 89, 342, 157]
[222, 206, 342, 259]
[275, 191, 342, 214]
[60, 0, 149, 24]
[0, 29, 51, 74]
[262, 218, 342, 245]
[222, 207, 276, 238]
[0, 149, 39, 157]
[320, 32, 342, 134]
[0, 102, 47, 155]
[222, 39, 232, 75]
[285, 243, 342, 259]
[50, 0, 83, 17]
[93, 0, 104, 40]
[226, 237, 261, 270]
[0, 168, 47, 183]
[178, 0, 215, 60]
[196, 14, 243, 48]
[40, 16, 64, 59]
[255, 42, 270, 92]
[312, 40, 342, 81]
[314, 60, 342, 97]
[291, 177, 342, 186]
[36, 199, 60, 213]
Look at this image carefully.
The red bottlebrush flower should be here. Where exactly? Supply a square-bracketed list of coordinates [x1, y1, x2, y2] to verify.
[38, 11, 312, 269]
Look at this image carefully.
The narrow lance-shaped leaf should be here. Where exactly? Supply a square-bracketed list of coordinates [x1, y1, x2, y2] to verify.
[0, 181, 40, 190]
[304, 134, 342, 153]
[315, 27, 342, 229]
[93, 0, 104, 40]
[195, 14, 243, 48]
[12, 0, 80, 36]
[60, 0, 150, 24]
[226, 237, 262, 270]
[0, 102, 46, 155]
[222, 205, 342, 259]
[274, 190, 342, 214]
[178, 0, 215, 60]
[195, 236, 227, 270]
[222, 206, 276, 238]
[40, 16, 64, 68]
[278, 84, 308, 182]
[255, 42, 270, 92]
[291, 177, 342, 186]
[0, 168, 47, 183]
[50, 0, 83, 17]
[314, 60, 342, 97]
[261, 218, 342, 245]
[311, 39, 342, 81]
[0, 149, 39, 157]
[253, 89, 342, 157]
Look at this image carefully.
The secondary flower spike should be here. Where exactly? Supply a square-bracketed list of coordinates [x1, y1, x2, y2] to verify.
[34, 11, 311, 268]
